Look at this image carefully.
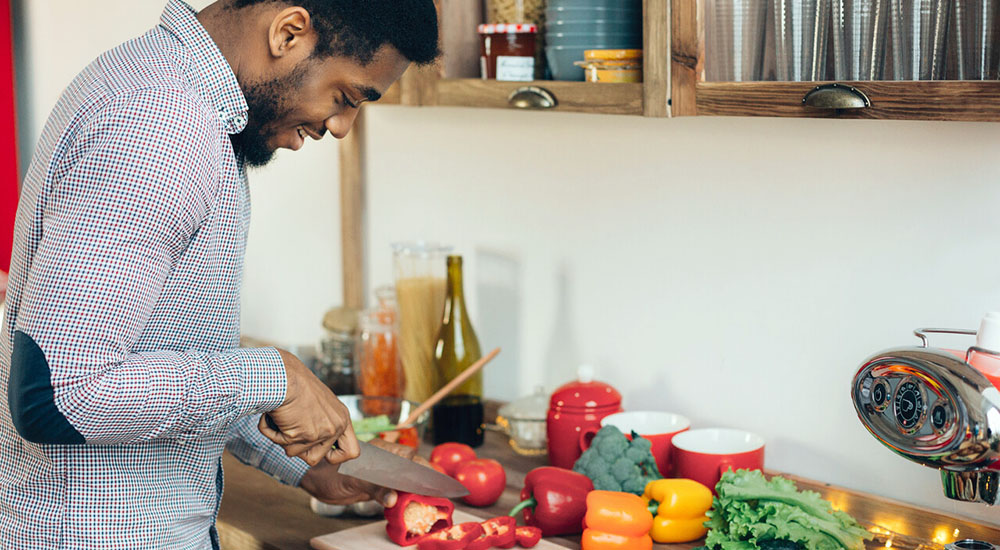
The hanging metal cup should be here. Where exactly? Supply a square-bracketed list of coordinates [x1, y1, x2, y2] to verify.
[705, 0, 768, 81]
[773, 0, 832, 80]
[832, 0, 890, 80]
[889, 0, 953, 80]
[951, 0, 999, 79]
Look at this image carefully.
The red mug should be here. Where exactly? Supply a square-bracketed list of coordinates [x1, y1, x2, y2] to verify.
[671, 428, 765, 492]
[579, 411, 690, 477]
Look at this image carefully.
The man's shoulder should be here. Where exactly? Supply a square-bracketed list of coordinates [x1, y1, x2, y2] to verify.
[94, 28, 221, 135]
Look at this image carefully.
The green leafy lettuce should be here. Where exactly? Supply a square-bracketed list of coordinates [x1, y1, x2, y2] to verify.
[701, 469, 873, 550]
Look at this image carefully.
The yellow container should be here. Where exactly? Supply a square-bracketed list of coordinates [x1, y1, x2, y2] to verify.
[576, 49, 643, 83]
[575, 60, 643, 83]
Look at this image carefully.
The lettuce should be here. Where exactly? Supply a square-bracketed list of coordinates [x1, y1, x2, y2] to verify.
[701, 470, 873, 550]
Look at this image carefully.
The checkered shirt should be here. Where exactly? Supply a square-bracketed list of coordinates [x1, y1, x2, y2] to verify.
[0, 1, 311, 548]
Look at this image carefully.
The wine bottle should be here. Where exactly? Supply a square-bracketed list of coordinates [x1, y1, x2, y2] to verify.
[433, 255, 483, 397]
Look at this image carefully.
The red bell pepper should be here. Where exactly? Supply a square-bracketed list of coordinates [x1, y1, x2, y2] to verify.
[515, 526, 542, 548]
[508, 466, 594, 536]
[416, 522, 484, 550]
[466, 516, 516, 550]
[385, 492, 455, 546]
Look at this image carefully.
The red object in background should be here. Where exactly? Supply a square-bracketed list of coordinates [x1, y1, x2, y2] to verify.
[1, 0, 19, 274]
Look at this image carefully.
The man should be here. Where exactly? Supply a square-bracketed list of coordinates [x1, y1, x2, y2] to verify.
[0, 0, 439, 548]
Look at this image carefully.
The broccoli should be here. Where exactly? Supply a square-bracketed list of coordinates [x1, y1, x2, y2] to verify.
[572, 425, 662, 495]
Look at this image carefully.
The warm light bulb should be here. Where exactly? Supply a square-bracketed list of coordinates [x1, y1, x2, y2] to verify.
[932, 526, 952, 544]
[885, 538, 893, 548]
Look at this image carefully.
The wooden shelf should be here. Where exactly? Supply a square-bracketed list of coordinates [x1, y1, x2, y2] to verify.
[694, 80, 1000, 122]
[434, 79, 643, 115]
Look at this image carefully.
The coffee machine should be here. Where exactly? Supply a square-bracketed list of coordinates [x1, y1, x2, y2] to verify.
[851, 313, 1000, 505]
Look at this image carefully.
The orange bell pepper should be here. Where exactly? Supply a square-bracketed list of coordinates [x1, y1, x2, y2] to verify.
[581, 491, 653, 550]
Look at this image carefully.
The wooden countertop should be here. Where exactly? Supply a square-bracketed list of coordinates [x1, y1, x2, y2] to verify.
[218, 430, 1000, 550]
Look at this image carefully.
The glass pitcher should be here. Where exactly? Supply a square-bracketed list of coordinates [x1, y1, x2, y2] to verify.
[392, 242, 452, 402]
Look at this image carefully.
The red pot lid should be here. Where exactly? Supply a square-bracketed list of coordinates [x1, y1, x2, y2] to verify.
[549, 365, 622, 411]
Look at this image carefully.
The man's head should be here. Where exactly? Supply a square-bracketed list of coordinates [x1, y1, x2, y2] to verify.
[214, 0, 439, 167]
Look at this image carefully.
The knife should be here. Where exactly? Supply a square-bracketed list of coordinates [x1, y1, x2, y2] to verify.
[340, 439, 469, 499]
[264, 414, 469, 498]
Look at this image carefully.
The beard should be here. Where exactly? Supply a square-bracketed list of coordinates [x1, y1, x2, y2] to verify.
[230, 62, 309, 168]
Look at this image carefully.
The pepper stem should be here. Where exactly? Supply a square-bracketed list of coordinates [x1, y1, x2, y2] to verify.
[508, 497, 537, 518]
[648, 499, 659, 516]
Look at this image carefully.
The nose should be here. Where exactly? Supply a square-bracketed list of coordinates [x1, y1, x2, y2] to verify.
[325, 108, 361, 140]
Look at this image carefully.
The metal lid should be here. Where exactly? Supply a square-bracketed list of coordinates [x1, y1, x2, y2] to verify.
[322, 306, 359, 334]
[584, 48, 643, 61]
[549, 365, 622, 411]
[478, 23, 538, 34]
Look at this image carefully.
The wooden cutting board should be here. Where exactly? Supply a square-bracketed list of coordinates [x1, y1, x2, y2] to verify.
[310, 510, 570, 550]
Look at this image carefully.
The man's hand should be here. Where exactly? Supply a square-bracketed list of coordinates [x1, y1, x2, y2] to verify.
[258, 348, 360, 467]
[300, 439, 430, 506]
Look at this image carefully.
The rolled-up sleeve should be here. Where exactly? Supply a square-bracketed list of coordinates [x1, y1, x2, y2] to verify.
[226, 414, 311, 486]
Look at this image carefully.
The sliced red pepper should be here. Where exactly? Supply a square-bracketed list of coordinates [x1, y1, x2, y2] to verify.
[515, 526, 542, 548]
[384, 492, 455, 546]
[509, 466, 594, 536]
[466, 516, 516, 550]
[416, 522, 484, 550]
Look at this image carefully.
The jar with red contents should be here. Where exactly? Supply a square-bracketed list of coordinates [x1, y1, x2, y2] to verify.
[478, 23, 538, 81]
[546, 365, 623, 469]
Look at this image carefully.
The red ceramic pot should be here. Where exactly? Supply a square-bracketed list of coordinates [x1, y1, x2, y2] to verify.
[546, 368, 622, 469]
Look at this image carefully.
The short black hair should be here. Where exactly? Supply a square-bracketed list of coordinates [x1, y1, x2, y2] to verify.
[231, 0, 440, 65]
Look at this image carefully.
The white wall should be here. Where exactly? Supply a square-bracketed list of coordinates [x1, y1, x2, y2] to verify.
[16, 0, 1000, 532]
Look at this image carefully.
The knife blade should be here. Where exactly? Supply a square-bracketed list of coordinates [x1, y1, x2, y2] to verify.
[339, 440, 470, 499]
[263, 414, 468, 498]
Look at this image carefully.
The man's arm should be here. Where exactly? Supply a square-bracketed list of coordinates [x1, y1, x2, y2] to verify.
[8, 87, 286, 445]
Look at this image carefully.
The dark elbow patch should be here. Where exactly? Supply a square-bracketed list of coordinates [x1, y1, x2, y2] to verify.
[8, 331, 85, 445]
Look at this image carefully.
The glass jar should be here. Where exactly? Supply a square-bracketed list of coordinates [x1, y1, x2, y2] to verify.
[318, 306, 359, 395]
[356, 288, 404, 398]
[479, 24, 538, 81]
[486, 0, 545, 25]
[575, 49, 643, 83]
[392, 242, 452, 403]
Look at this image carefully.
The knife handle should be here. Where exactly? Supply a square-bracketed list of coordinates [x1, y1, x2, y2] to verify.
[263, 413, 341, 450]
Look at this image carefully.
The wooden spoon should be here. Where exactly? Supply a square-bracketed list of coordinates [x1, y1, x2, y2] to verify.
[383, 347, 501, 443]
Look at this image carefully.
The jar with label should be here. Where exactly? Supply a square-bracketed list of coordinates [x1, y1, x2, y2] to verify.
[479, 23, 538, 81]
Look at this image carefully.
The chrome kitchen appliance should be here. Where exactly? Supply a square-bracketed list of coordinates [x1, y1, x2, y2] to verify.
[851, 312, 1000, 505]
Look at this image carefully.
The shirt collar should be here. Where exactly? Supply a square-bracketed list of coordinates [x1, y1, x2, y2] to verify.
[159, 0, 248, 134]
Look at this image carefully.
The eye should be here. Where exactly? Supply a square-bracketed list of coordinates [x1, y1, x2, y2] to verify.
[341, 92, 358, 109]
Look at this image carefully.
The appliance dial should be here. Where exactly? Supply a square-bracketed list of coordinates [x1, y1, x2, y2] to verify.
[870, 378, 890, 412]
[930, 399, 953, 434]
[893, 378, 926, 434]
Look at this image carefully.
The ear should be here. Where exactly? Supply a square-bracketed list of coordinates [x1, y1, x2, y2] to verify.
[267, 6, 313, 59]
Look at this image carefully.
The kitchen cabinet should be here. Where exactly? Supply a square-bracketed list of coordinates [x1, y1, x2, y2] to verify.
[377, 0, 1000, 122]
[671, 1, 1000, 121]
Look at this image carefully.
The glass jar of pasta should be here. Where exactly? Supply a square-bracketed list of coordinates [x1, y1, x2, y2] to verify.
[486, 0, 545, 24]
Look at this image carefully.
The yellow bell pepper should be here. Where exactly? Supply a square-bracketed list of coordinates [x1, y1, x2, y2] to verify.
[642, 479, 713, 544]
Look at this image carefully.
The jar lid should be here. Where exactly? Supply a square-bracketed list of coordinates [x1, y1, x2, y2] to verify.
[322, 306, 359, 334]
[549, 365, 622, 411]
[499, 386, 548, 421]
[584, 48, 643, 61]
[478, 23, 538, 34]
